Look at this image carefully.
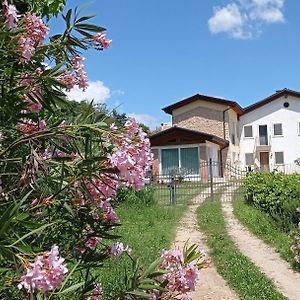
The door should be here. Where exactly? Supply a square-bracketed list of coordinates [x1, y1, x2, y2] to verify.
[259, 125, 268, 145]
[260, 152, 269, 171]
[207, 146, 219, 177]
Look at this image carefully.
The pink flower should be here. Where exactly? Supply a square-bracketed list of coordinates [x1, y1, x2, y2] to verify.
[18, 245, 68, 292]
[42, 196, 53, 206]
[161, 247, 184, 269]
[16, 119, 46, 134]
[106, 118, 153, 191]
[5, 4, 18, 29]
[72, 55, 88, 90]
[2, 1, 18, 29]
[31, 198, 38, 206]
[109, 242, 131, 256]
[85, 237, 102, 250]
[92, 33, 112, 49]
[18, 14, 48, 63]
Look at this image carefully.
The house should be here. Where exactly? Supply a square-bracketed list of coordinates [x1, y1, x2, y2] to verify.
[150, 88, 300, 179]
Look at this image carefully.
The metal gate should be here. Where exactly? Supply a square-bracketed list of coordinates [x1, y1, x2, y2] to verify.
[151, 159, 248, 205]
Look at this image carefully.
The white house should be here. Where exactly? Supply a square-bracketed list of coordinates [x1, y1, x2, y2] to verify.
[150, 88, 300, 178]
[239, 89, 300, 172]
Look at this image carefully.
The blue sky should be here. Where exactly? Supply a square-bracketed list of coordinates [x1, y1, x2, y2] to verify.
[53, 0, 300, 129]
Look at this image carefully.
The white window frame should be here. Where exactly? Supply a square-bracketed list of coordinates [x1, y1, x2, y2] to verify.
[243, 125, 253, 139]
[273, 123, 283, 137]
[274, 151, 284, 165]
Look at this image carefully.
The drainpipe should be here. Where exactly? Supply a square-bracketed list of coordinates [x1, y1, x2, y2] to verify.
[222, 106, 231, 140]
[221, 107, 231, 177]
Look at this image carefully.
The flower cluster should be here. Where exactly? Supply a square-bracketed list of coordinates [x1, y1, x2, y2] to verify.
[160, 247, 198, 299]
[2, 0, 18, 29]
[18, 13, 49, 63]
[109, 242, 132, 256]
[16, 119, 46, 134]
[18, 245, 68, 293]
[107, 118, 153, 191]
[91, 33, 112, 49]
[85, 236, 102, 250]
[18, 69, 43, 113]
[60, 55, 89, 91]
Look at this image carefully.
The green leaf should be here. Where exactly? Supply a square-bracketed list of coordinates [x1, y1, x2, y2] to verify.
[58, 282, 85, 294]
[76, 15, 96, 23]
[74, 23, 106, 32]
[126, 290, 151, 299]
[144, 257, 161, 277]
[8, 222, 55, 246]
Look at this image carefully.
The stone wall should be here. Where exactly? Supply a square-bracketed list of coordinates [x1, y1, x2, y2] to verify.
[173, 106, 229, 140]
[151, 148, 159, 177]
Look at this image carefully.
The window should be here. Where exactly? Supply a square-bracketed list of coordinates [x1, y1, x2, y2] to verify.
[180, 147, 199, 175]
[273, 123, 283, 136]
[275, 152, 284, 164]
[298, 122, 300, 135]
[244, 125, 253, 138]
[161, 149, 179, 175]
[245, 153, 254, 166]
[161, 147, 199, 175]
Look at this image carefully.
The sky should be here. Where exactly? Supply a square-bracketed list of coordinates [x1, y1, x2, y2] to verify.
[51, 0, 300, 129]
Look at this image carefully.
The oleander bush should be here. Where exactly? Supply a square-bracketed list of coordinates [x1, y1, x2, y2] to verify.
[0, 1, 203, 299]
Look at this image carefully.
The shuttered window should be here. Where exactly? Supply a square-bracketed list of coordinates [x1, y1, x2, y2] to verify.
[275, 152, 284, 164]
[244, 125, 253, 138]
[245, 153, 254, 166]
[273, 123, 283, 136]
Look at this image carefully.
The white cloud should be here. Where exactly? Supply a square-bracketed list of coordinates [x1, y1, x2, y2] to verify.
[127, 113, 160, 130]
[208, 0, 285, 39]
[208, 4, 247, 38]
[66, 80, 111, 104]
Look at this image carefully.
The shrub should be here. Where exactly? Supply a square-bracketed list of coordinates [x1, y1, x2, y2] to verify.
[244, 172, 300, 230]
[117, 186, 156, 207]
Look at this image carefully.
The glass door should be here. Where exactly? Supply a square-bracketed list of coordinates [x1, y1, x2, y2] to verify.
[259, 125, 268, 145]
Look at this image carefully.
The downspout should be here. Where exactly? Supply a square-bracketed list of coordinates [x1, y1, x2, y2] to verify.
[221, 107, 231, 176]
[222, 106, 231, 140]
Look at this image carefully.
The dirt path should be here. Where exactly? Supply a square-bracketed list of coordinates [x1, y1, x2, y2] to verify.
[221, 191, 300, 300]
[174, 191, 239, 300]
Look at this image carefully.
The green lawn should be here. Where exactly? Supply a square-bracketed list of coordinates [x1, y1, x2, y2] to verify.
[100, 198, 188, 297]
[233, 190, 299, 271]
[197, 198, 287, 300]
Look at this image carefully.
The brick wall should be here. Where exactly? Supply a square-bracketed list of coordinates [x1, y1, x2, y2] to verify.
[173, 106, 229, 140]
[151, 148, 159, 177]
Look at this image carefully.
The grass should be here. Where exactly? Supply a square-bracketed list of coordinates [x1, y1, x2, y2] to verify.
[233, 191, 299, 271]
[100, 199, 188, 297]
[197, 198, 287, 300]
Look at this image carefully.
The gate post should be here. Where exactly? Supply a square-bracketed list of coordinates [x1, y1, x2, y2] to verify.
[209, 158, 214, 200]
[169, 175, 176, 205]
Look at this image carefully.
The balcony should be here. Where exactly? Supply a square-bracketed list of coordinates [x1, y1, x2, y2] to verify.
[255, 135, 272, 152]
